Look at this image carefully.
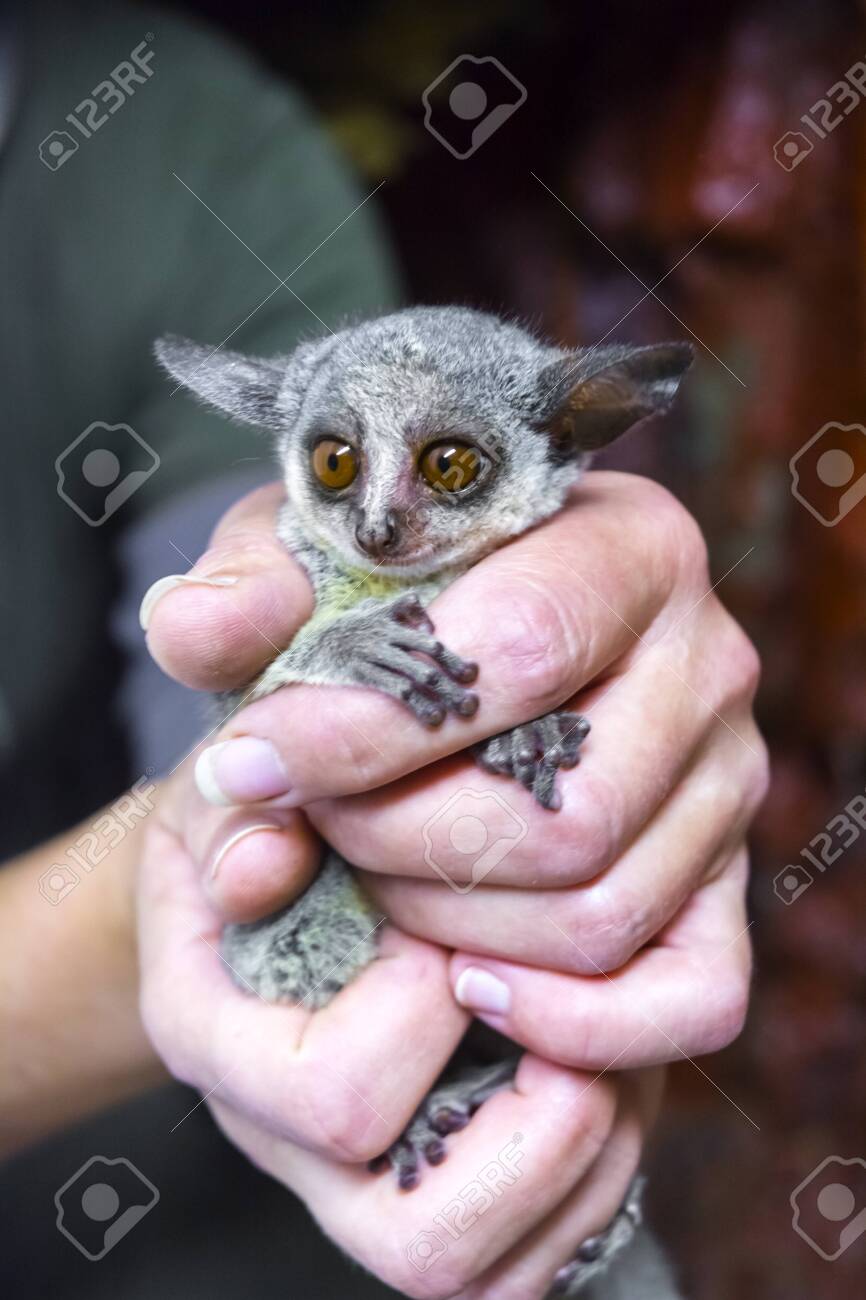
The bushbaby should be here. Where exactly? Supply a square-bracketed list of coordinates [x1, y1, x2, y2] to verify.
[156, 307, 691, 1294]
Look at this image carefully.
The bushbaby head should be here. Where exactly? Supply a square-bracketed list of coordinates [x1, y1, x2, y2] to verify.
[156, 306, 692, 577]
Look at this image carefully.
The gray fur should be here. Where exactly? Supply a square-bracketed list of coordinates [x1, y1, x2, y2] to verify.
[156, 304, 691, 1006]
[156, 303, 691, 996]
[155, 307, 692, 581]
[158, 307, 691, 741]
[155, 309, 691, 1255]
[220, 850, 381, 1009]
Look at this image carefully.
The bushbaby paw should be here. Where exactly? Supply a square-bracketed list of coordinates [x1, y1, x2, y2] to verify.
[547, 1176, 644, 1295]
[368, 1058, 517, 1191]
[475, 711, 589, 810]
[355, 593, 480, 727]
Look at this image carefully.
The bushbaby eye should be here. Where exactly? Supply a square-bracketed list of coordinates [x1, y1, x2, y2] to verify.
[419, 441, 482, 493]
[312, 439, 358, 490]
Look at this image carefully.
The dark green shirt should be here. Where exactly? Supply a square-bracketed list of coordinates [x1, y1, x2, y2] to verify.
[0, 6, 405, 1300]
[0, 0, 398, 854]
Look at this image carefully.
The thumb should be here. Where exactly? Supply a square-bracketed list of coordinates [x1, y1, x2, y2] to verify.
[142, 482, 312, 692]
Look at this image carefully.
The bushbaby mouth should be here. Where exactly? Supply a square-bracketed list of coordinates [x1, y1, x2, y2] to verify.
[373, 541, 460, 574]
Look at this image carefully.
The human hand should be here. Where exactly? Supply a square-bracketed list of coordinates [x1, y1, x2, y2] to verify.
[144, 471, 767, 1070]
[209, 1055, 661, 1300]
[136, 759, 468, 1164]
[135, 762, 662, 1297]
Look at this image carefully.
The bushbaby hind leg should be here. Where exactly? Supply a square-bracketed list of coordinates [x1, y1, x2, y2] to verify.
[475, 711, 590, 810]
[221, 852, 382, 1009]
[368, 1056, 519, 1190]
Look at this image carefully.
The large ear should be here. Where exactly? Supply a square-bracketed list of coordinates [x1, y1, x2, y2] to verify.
[154, 335, 286, 430]
[538, 342, 694, 460]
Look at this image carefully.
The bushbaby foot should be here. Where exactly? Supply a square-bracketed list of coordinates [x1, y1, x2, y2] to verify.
[475, 711, 590, 810]
[546, 1176, 645, 1295]
[368, 1057, 518, 1191]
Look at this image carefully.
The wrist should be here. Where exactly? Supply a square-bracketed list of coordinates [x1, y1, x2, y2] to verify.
[0, 786, 168, 1156]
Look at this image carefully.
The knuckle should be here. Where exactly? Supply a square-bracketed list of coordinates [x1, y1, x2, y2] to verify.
[628, 476, 710, 588]
[675, 506, 711, 587]
[720, 616, 763, 705]
[568, 879, 649, 972]
[562, 1073, 618, 1152]
[555, 770, 626, 882]
[485, 584, 580, 711]
[313, 1110, 386, 1164]
[699, 965, 751, 1053]
[739, 733, 771, 820]
[704, 747, 762, 840]
[712, 722, 770, 833]
[207, 482, 283, 546]
[750, 736, 771, 808]
[692, 612, 763, 725]
[296, 1062, 397, 1162]
[660, 489, 710, 585]
[313, 708, 387, 792]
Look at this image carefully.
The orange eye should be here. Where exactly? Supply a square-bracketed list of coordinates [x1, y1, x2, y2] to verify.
[419, 441, 482, 493]
[312, 439, 358, 490]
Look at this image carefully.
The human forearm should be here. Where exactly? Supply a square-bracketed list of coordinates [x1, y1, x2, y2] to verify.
[0, 794, 167, 1156]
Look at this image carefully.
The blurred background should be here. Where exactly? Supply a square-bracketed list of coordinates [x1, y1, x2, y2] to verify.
[3, 1, 864, 1297]
[176, 1, 866, 1294]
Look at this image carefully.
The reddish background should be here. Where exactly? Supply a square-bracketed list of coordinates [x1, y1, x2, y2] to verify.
[175, 3, 866, 1293]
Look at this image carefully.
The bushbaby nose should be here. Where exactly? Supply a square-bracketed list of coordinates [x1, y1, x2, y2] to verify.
[355, 511, 398, 557]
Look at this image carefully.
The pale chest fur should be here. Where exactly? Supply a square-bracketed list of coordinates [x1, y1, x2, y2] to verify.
[303, 552, 460, 634]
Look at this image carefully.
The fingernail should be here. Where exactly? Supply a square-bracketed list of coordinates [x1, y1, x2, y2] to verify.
[454, 966, 511, 1016]
[139, 572, 237, 630]
[210, 822, 285, 880]
[195, 738, 289, 806]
